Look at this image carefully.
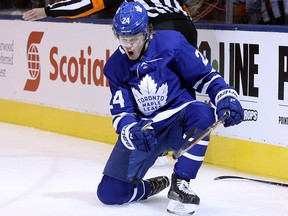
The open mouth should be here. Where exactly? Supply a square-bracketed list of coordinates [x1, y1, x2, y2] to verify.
[128, 51, 134, 56]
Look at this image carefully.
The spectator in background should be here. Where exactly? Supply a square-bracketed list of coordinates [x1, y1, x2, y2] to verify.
[246, 0, 262, 24]
[233, 0, 262, 24]
[262, 0, 288, 25]
[233, 0, 288, 25]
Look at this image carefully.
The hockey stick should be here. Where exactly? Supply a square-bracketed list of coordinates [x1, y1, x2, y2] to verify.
[214, 176, 288, 187]
[172, 110, 230, 160]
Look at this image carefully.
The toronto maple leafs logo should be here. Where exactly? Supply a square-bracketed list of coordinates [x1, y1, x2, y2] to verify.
[135, 5, 143, 13]
[132, 74, 168, 116]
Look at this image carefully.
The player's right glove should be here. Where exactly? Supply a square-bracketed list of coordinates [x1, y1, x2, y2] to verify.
[120, 120, 157, 152]
[215, 88, 244, 127]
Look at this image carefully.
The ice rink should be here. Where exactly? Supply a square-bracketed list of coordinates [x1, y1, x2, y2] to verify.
[1, 121, 288, 216]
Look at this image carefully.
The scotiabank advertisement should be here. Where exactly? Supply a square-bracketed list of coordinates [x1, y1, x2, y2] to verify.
[0, 19, 287, 147]
[0, 19, 117, 116]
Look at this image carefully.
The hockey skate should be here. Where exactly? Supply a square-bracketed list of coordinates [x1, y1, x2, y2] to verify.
[146, 176, 170, 197]
[167, 173, 200, 215]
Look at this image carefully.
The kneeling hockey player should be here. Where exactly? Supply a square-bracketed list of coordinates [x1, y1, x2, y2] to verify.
[97, 1, 244, 215]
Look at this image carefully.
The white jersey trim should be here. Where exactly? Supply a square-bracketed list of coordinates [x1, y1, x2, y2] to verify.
[151, 101, 194, 123]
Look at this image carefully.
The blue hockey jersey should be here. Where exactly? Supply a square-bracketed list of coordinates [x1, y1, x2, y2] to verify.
[104, 30, 228, 134]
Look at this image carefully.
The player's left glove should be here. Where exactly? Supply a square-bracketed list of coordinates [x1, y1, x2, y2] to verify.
[215, 88, 244, 127]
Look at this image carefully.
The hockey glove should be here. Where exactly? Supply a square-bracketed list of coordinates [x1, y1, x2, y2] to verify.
[120, 120, 157, 152]
[215, 88, 244, 127]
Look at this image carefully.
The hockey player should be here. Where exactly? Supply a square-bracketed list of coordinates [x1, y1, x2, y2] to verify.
[22, 0, 199, 166]
[22, 0, 198, 47]
[97, 1, 244, 215]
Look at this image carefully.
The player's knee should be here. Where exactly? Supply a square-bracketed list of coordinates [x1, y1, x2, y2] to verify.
[97, 175, 134, 205]
[186, 102, 215, 129]
[199, 111, 215, 129]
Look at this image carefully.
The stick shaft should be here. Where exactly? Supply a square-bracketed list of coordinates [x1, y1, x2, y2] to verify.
[214, 175, 288, 187]
[172, 111, 229, 159]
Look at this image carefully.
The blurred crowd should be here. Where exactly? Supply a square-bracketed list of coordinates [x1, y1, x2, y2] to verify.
[187, 0, 288, 25]
[233, 0, 288, 25]
[1, 0, 288, 25]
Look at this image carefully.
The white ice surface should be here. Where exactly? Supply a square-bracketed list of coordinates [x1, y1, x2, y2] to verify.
[0, 122, 288, 216]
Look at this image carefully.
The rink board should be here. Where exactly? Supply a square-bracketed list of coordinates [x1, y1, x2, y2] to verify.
[1, 98, 287, 181]
[0, 16, 288, 181]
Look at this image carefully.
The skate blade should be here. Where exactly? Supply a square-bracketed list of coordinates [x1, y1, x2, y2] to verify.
[167, 200, 196, 215]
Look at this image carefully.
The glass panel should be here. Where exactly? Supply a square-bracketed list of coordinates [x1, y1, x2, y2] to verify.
[0, 0, 287, 26]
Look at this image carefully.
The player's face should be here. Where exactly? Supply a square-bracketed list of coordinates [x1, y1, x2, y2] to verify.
[118, 33, 146, 60]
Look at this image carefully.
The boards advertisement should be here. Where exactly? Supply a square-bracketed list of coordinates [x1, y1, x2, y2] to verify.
[0, 19, 287, 147]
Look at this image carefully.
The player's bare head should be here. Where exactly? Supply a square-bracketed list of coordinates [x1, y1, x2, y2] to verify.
[112, 1, 152, 60]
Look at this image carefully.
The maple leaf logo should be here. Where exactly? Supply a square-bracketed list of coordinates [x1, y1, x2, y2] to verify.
[132, 74, 168, 116]
[135, 5, 143, 13]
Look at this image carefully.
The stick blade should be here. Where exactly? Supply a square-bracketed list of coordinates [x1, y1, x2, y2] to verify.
[214, 176, 243, 181]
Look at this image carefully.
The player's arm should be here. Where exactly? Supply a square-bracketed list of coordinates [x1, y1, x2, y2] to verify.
[107, 77, 138, 134]
[45, 0, 106, 19]
[174, 33, 244, 126]
[108, 77, 157, 152]
[23, 0, 115, 21]
[23, 7, 47, 21]
[173, 34, 227, 98]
